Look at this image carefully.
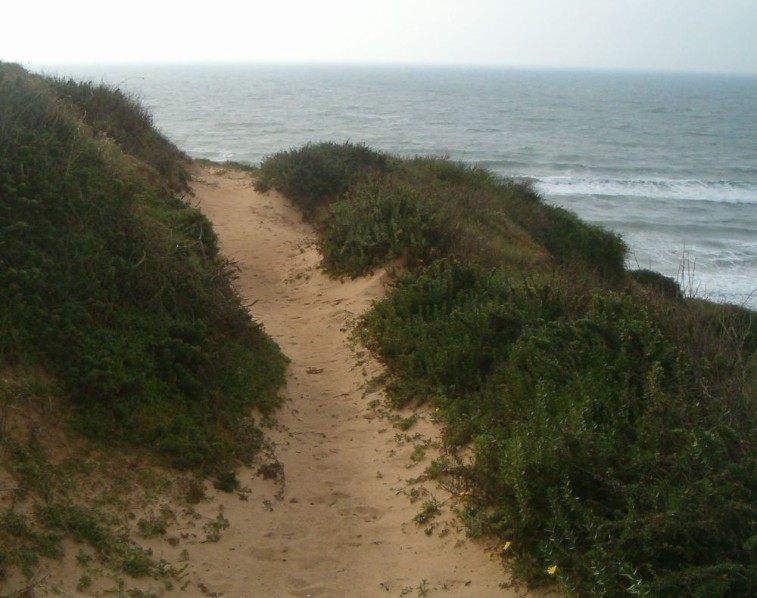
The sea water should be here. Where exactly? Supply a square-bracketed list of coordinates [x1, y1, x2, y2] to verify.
[43, 64, 757, 308]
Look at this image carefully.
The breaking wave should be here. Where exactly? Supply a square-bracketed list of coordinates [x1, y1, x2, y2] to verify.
[535, 176, 757, 204]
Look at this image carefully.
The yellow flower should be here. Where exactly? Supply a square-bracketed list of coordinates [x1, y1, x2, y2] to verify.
[486, 551, 494, 560]
[503, 541, 512, 552]
[546, 565, 558, 576]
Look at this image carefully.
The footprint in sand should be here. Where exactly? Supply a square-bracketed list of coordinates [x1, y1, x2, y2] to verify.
[249, 546, 285, 562]
[274, 521, 311, 540]
[338, 504, 381, 522]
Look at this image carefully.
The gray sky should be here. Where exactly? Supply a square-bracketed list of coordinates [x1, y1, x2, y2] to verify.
[4, 0, 756, 74]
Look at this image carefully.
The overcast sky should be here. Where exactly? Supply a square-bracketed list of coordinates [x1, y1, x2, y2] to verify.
[3, 0, 756, 74]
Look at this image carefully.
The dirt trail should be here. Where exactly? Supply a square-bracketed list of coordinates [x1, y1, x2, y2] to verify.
[180, 165, 540, 597]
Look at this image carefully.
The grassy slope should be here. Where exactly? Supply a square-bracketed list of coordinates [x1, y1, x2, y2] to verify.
[0, 63, 286, 585]
[258, 142, 757, 597]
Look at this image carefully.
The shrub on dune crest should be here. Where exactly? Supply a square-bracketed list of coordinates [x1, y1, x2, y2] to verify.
[255, 141, 389, 217]
[258, 145, 625, 280]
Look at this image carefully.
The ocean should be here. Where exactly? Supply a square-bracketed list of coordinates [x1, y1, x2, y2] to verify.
[42, 64, 757, 308]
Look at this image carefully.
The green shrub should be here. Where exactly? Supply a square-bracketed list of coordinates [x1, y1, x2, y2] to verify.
[260, 145, 621, 281]
[362, 262, 491, 401]
[360, 262, 573, 408]
[361, 264, 756, 594]
[477, 294, 755, 595]
[255, 141, 388, 217]
[213, 472, 240, 492]
[316, 179, 447, 276]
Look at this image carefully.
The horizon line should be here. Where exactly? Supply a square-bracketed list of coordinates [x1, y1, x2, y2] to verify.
[16, 59, 757, 79]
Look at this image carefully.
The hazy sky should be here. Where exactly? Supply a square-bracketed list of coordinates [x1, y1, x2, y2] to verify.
[4, 0, 756, 74]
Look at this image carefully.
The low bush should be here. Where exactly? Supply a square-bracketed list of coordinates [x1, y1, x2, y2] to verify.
[255, 141, 388, 217]
[316, 179, 447, 276]
[359, 262, 569, 406]
[360, 262, 756, 595]
[259, 146, 624, 280]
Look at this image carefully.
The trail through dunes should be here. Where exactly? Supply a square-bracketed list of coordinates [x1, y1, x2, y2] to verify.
[175, 165, 549, 597]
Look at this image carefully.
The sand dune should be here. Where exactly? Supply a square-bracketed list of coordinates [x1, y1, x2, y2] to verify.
[168, 164, 547, 597]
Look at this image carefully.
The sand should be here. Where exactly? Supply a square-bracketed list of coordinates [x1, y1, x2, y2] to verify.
[166, 164, 548, 598]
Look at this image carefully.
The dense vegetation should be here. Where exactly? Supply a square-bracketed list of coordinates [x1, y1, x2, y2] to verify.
[258, 142, 757, 596]
[1, 63, 286, 467]
[1, 62, 290, 586]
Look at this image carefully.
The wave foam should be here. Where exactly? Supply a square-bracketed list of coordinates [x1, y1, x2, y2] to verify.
[535, 176, 757, 204]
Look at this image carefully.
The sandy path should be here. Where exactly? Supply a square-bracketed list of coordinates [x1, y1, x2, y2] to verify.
[181, 165, 540, 597]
